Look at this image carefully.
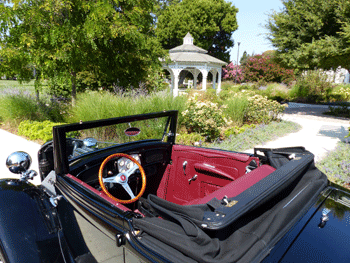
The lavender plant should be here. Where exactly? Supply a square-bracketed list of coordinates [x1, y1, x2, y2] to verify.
[317, 142, 350, 187]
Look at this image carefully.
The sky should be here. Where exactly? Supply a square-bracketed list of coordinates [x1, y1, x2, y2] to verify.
[227, 0, 285, 63]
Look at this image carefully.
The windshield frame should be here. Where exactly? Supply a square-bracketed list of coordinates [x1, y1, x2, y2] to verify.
[52, 111, 178, 175]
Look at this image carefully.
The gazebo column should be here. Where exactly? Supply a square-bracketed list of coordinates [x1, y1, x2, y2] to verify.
[217, 69, 222, 94]
[172, 69, 181, 97]
[169, 71, 174, 90]
[212, 70, 217, 90]
[193, 70, 200, 89]
[200, 69, 208, 91]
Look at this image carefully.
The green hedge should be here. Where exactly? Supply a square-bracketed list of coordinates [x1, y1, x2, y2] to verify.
[18, 120, 78, 142]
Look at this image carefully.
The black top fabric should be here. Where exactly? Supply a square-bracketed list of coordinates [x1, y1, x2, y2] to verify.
[133, 148, 328, 263]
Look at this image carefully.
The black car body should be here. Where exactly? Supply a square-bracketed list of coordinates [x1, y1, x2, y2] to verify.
[1, 110, 350, 263]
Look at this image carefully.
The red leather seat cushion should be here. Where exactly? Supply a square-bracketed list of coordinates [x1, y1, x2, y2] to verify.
[184, 165, 276, 206]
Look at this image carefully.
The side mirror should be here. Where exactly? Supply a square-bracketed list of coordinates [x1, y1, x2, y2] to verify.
[6, 151, 32, 174]
[6, 151, 37, 181]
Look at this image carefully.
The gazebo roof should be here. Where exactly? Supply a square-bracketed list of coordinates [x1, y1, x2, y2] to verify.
[166, 33, 226, 66]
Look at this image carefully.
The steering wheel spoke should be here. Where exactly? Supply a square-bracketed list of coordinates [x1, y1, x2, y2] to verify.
[98, 153, 146, 204]
[102, 175, 118, 184]
[121, 183, 136, 199]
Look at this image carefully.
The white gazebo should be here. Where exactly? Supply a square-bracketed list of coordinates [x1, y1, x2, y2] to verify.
[162, 33, 227, 97]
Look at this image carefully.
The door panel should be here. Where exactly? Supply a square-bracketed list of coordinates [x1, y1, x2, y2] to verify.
[164, 145, 257, 204]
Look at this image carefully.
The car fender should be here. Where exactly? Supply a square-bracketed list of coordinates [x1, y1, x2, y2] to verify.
[0, 178, 71, 263]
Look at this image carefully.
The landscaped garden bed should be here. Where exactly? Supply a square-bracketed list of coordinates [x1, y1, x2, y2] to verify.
[0, 78, 348, 153]
[317, 141, 350, 189]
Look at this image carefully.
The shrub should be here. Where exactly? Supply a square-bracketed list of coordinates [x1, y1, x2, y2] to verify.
[38, 98, 68, 123]
[330, 85, 350, 102]
[222, 63, 244, 83]
[242, 54, 295, 84]
[325, 103, 350, 118]
[228, 90, 286, 124]
[47, 74, 72, 99]
[258, 83, 290, 102]
[223, 124, 256, 138]
[176, 132, 206, 146]
[220, 81, 236, 90]
[290, 70, 334, 103]
[18, 120, 79, 142]
[182, 95, 226, 141]
[186, 89, 224, 105]
[245, 93, 286, 123]
[143, 69, 169, 92]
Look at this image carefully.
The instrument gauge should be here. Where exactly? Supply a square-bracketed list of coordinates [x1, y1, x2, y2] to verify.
[127, 162, 132, 169]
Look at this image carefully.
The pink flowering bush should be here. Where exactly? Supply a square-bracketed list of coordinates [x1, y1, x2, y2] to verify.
[242, 55, 295, 84]
[222, 63, 244, 83]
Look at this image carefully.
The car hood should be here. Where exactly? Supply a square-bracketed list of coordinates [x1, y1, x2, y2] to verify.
[266, 185, 350, 262]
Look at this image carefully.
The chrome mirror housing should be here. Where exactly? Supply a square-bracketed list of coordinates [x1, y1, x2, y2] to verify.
[6, 151, 32, 174]
[6, 151, 37, 181]
[83, 137, 97, 148]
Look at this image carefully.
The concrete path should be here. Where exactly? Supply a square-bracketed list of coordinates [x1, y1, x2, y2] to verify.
[0, 103, 349, 185]
[245, 103, 350, 162]
[0, 129, 41, 185]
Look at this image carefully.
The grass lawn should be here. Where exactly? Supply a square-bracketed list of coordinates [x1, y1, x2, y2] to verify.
[0, 79, 35, 88]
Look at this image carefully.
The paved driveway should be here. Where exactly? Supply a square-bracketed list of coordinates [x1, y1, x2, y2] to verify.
[245, 103, 350, 162]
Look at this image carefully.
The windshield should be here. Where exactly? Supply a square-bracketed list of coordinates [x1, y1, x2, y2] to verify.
[66, 116, 171, 159]
[53, 111, 178, 175]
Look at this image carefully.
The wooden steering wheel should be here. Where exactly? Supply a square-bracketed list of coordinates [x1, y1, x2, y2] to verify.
[98, 153, 146, 204]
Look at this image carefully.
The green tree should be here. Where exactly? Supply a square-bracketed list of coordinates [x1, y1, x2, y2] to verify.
[156, 0, 238, 62]
[155, 0, 181, 15]
[266, 0, 350, 71]
[240, 51, 250, 66]
[0, 0, 164, 103]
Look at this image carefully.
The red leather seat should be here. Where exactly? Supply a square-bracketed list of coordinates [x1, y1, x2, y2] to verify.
[184, 165, 276, 206]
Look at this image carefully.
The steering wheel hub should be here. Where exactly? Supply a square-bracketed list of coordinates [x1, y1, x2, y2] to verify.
[120, 174, 127, 182]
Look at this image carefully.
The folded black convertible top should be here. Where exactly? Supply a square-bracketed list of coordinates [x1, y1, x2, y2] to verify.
[133, 147, 328, 263]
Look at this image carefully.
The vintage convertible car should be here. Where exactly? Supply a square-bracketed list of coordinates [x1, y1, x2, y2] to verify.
[1, 111, 350, 263]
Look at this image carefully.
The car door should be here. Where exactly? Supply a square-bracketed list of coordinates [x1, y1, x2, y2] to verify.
[55, 175, 127, 263]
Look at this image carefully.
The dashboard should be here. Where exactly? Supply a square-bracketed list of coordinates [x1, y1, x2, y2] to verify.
[117, 154, 141, 173]
[68, 142, 171, 201]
